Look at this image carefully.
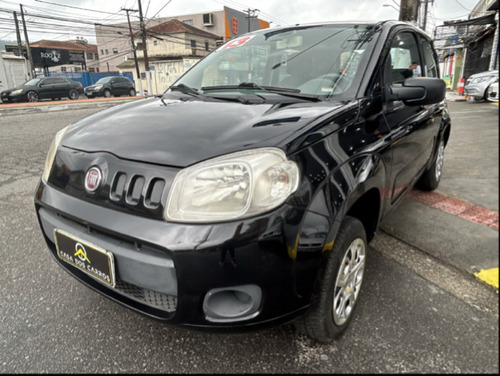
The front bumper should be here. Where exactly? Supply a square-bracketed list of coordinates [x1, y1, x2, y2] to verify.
[1, 92, 24, 102]
[35, 179, 331, 330]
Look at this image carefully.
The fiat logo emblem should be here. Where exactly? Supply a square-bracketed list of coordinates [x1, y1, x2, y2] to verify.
[85, 167, 102, 193]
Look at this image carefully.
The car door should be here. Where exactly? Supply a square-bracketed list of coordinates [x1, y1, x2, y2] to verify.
[109, 78, 120, 95]
[53, 78, 70, 98]
[382, 30, 440, 206]
[37, 78, 58, 99]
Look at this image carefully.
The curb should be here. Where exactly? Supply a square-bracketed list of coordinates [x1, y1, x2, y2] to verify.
[0, 97, 145, 116]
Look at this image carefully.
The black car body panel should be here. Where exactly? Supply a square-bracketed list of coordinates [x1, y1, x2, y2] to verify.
[35, 21, 451, 336]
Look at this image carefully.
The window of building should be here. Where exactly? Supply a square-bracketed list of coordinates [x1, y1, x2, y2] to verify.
[140, 72, 146, 79]
[205, 41, 209, 51]
[94, 53, 99, 60]
[113, 48, 118, 54]
[154, 40, 158, 46]
[61, 67, 67, 72]
[105, 49, 109, 55]
[74, 67, 81, 72]
[137, 43, 143, 50]
[86, 52, 93, 60]
[191, 40, 196, 49]
[89, 68, 95, 73]
[100, 49, 104, 55]
[96, 67, 99, 73]
[183, 19, 194, 26]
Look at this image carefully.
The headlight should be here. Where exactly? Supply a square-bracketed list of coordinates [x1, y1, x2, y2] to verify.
[471, 76, 493, 83]
[42, 126, 68, 182]
[94, 85, 103, 90]
[165, 148, 299, 223]
[11, 89, 23, 95]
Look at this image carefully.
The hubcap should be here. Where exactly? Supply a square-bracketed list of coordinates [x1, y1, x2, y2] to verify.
[333, 238, 366, 326]
[435, 141, 445, 182]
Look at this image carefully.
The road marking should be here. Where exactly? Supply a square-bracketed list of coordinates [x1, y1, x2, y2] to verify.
[408, 190, 499, 230]
[475, 268, 499, 289]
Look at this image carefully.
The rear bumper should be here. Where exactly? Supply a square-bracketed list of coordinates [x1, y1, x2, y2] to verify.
[35, 180, 331, 330]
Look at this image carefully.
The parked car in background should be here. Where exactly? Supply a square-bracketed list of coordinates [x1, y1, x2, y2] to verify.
[84, 76, 136, 98]
[35, 20, 449, 343]
[464, 70, 498, 101]
[1, 77, 83, 103]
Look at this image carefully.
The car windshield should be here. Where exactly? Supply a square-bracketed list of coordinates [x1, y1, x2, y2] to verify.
[95, 77, 113, 84]
[24, 78, 42, 86]
[175, 24, 377, 99]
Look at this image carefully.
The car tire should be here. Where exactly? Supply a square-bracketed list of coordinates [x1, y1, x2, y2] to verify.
[294, 216, 367, 343]
[69, 89, 79, 100]
[486, 83, 499, 102]
[417, 138, 445, 191]
[103, 89, 111, 98]
[26, 91, 39, 102]
[129, 88, 136, 97]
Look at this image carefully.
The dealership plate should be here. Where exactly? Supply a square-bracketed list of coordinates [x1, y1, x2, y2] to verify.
[54, 229, 115, 287]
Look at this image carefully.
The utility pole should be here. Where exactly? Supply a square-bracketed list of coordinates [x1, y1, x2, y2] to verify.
[19, 4, 34, 78]
[137, 0, 151, 95]
[245, 8, 259, 32]
[421, 0, 434, 34]
[13, 12, 24, 58]
[399, 0, 420, 25]
[122, 8, 143, 95]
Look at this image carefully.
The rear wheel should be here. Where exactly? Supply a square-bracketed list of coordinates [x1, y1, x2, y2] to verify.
[68, 89, 79, 100]
[26, 91, 39, 102]
[295, 216, 367, 343]
[129, 88, 136, 97]
[417, 138, 445, 191]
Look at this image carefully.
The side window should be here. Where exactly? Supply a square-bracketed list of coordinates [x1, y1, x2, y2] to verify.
[420, 37, 439, 78]
[42, 78, 56, 85]
[384, 31, 422, 85]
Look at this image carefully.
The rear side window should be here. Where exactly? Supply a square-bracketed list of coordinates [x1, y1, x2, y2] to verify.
[420, 38, 439, 78]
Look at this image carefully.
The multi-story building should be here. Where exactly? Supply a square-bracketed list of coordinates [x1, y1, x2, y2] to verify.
[117, 19, 220, 94]
[95, 6, 269, 73]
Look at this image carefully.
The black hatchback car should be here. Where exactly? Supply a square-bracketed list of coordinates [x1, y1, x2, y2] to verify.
[1, 77, 83, 103]
[84, 76, 136, 98]
[35, 21, 450, 343]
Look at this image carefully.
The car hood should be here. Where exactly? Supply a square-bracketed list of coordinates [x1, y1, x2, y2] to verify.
[469, 71, 498, 79]
[62, 96, 348, 167]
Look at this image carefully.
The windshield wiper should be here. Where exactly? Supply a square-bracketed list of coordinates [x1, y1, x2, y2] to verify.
[168, 83, 209, 99]
[201, 82, 323, 102]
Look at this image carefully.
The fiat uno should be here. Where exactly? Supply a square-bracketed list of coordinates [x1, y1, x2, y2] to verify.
[35, 21, 450, 343]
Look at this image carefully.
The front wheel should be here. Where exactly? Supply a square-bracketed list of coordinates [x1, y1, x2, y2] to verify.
[103, 89, 111, 98]
[294, 216, 367, 343]
[26, 91, 39, 102]
[417, 138, 445, 191]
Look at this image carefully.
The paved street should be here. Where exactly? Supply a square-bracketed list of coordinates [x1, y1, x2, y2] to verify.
[0, 99, 498, 373]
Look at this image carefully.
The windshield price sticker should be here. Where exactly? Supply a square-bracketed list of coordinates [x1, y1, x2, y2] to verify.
[219, 36, 255, 50]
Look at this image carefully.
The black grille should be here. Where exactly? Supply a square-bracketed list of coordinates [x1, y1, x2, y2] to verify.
[115, 278, 177, 312]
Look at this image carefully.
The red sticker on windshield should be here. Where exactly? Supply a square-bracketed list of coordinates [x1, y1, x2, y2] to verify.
[220, 36, 254, 49]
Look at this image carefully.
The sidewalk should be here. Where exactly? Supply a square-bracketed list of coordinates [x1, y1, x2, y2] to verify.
[0, 95, 146, 116]
[445, 89, 468, 102]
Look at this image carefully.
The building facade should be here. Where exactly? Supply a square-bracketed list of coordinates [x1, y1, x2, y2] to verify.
[117, 19, 220, 95]
[94, 6, 270, 73]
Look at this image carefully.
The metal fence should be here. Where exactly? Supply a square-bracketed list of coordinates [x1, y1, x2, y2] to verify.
[45, 71, 135, 88]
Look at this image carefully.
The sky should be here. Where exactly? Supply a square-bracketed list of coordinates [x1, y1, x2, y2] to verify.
[0, 0, 485, 44]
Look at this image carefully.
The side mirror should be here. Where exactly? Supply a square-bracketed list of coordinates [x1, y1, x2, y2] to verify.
[389, 77, 446, 106]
